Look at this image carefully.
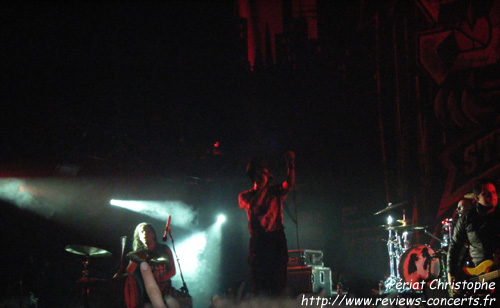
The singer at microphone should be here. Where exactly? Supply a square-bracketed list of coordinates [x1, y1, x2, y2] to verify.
[238, 151, 296, 297]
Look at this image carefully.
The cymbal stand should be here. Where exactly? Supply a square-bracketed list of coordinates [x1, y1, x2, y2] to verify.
[383, 216, 402, 292]
[399, 208, 411, 251]
[79, 255, 91, 308]
[440, 218, 453, 249]
[384, 229, 398, 291]
[82, 256, 90, 277]
[401, 230, 410, 251]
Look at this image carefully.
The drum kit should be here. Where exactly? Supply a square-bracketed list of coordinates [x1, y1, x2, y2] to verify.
[64, 244, 120, 308]
[375, 202, 450, 295]
[65, 237, 187, 308]
[64, 243, 171, 276]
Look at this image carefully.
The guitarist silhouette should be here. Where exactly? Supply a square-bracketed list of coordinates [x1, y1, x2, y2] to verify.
[447, 179, 499, 306]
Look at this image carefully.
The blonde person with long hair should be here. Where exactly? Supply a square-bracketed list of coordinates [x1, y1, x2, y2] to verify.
[123, 223, 176, 308]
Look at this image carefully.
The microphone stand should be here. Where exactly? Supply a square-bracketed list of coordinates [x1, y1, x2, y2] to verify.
[167, 228, 189, 294]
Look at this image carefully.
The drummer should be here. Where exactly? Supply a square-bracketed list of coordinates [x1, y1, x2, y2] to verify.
[120, 222, 176, 308]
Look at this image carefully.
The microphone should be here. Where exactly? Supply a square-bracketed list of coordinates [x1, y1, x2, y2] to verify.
[162, 216, 171, 242]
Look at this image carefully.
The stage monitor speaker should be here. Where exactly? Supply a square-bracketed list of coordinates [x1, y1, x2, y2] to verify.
[287, 266, 332, 296]
[288, 249, 324, 267]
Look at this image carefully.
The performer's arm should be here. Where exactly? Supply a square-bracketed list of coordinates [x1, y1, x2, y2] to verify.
[239, 188, 268, 211]
[447, 213, 467, 284]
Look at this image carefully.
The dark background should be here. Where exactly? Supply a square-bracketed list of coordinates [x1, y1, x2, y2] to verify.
[0, 1, 439, 307]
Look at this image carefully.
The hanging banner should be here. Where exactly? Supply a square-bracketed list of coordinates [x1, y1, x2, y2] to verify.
[437, 127, 500, 218]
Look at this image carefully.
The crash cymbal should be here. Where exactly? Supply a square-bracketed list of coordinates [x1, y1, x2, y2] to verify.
[380, 224, 426, 231]
[374, 201, 408, 215]
[65, 245, 112, 257]
[397, 219, 411, 226]
[463, 192, 474, 199]
[400, 225, 426, 231]
[126, 250, 169, 265]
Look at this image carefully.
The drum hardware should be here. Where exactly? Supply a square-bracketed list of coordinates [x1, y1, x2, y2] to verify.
[440, 218, 453, 249]
[381, 215, 404, 293]
[377, 202, 427, 294]
[401, 231, 410, 252]
[65, 245, 112, 308]
[397, 219, 410, 226]
[376, 202, 453, 299]
[65, 245, 112, 277]
[381, 224, 426, 231]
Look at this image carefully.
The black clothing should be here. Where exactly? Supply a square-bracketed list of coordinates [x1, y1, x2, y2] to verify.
[239, 183, 291, 296]
[447, 204, 500, 276]
[248, 229, 288, 297]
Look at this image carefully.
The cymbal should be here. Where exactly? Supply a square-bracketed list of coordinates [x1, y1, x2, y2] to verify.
[373, 201, 408, 215]
[65, 245, 112, 257]
[463, 192, 474, 199]
[380, 224, 426, 231]
[126, 250, 169, 265]
[397, 219, 411, 226]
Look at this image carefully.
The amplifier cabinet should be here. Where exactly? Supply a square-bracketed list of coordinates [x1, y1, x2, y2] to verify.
[287, 266, 332, 296]
[288, 249, 324, 267]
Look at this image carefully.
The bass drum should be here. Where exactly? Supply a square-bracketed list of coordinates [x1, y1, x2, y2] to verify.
[398, 245, 440, 291]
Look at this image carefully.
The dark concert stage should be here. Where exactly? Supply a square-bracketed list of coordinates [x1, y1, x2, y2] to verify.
[0, 175, 390, 308]
[1, 0, 499, 307]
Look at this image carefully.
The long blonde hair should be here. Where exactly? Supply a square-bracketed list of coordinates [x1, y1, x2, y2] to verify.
[132, 222, 157, 251]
